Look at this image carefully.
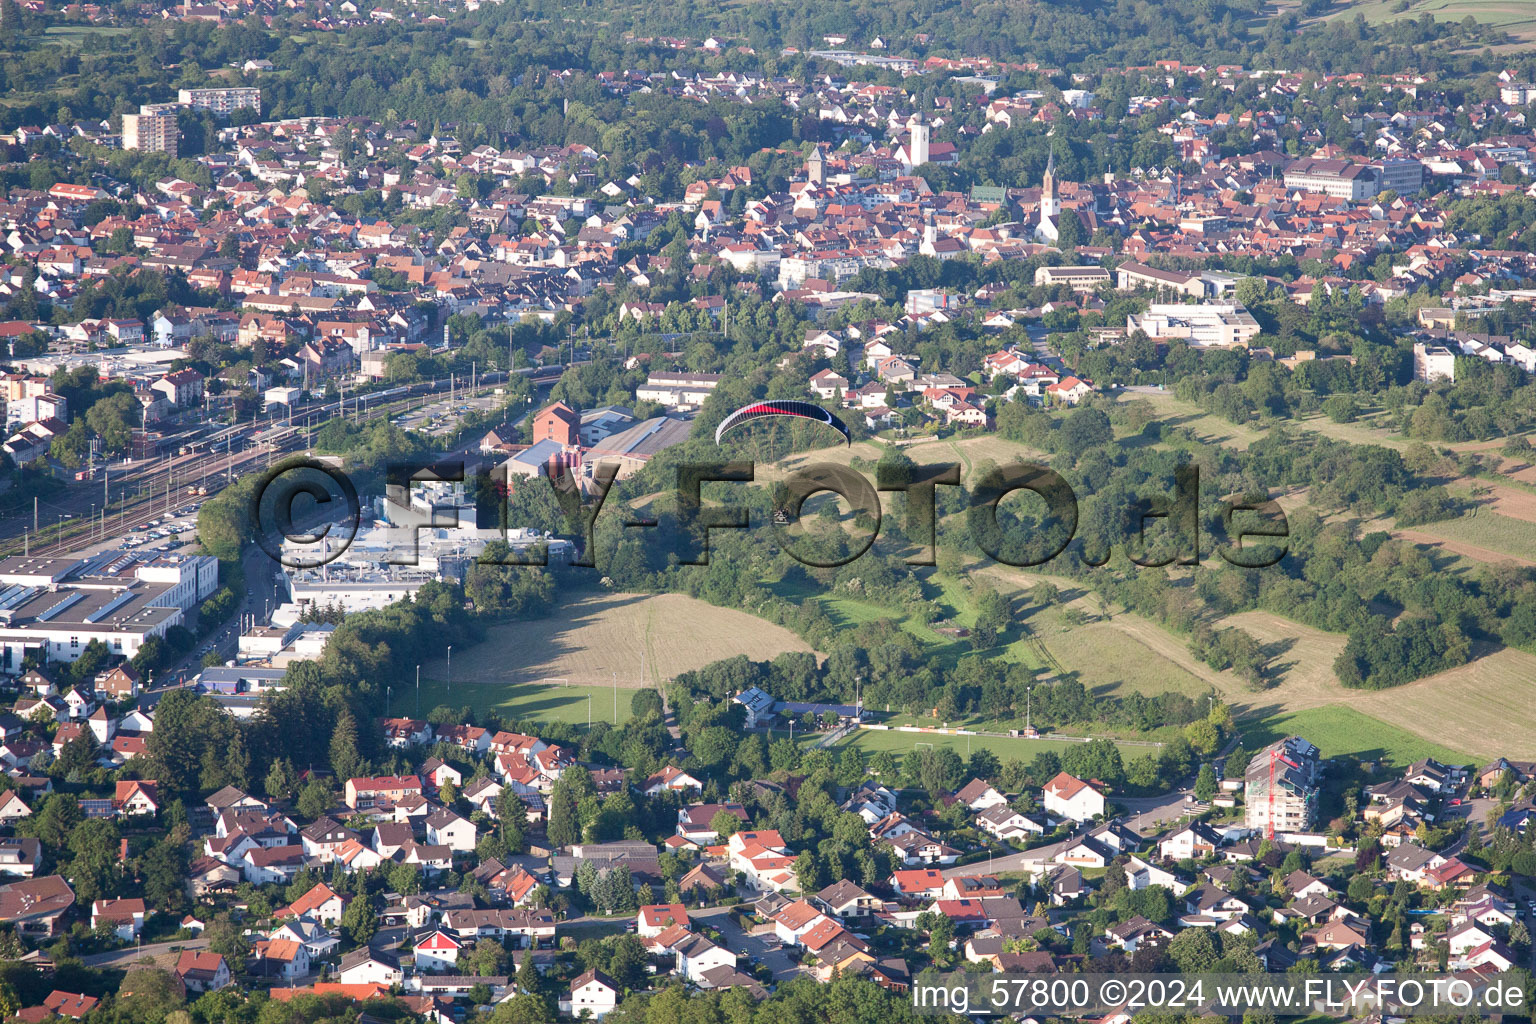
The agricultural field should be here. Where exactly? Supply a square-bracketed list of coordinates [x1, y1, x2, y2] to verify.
[982, 564, 1238, 698]
[1212, 608, 1536, 760]
[39, 25, 133, 43]
[1215, 610, 1351, 709]
[1323, 0, 1536, 41]
[1240, 706, 1475, 767]
[1403, 510, 1536, 565]
[1347, 647, 1536, 761]
[771, 433, 1049, 483]
[411, 679, 636, 729]
[420, 590, 815, 689]
[770, 571, 1049, 676]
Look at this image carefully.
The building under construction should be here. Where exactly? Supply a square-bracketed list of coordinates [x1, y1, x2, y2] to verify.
[1243, 736, 1322, 835]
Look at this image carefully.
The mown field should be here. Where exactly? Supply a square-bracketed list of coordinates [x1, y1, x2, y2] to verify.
[411, 679, 635, 728]
[420, 590, 816, 688]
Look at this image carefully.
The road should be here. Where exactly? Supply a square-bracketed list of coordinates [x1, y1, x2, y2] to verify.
[82, 936, 209, 968]
[941, 773, 1204, 879]
[1441, 794, 1496, 857]
[378, 903, 800, 984]
[559, 905, 799, 982]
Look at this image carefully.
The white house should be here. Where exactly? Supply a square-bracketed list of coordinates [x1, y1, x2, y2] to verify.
[338, 948, 403, 987]
[254, 939, 310, 980]
[564, 969, 619, 1019]
[91, 898, 146, 941]
[954, 779, 1009, 812]
[674, 933, 736, 983]
[1157, 822, 1222, 861]
[975, 805, 1045, 841]
[641, 765, 704, 795]
[0, 792, 31, 825]
[637, 903, 690, 938]
[413, 930, 462, 971]
[424, 809, 477, 852]
[1042, 772, 1105, 822]
[1124, 856, 1182, 891]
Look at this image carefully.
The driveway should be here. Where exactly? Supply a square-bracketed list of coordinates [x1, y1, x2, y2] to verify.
[694, 905, 801, 983]
[1119, 788, 1199, 834]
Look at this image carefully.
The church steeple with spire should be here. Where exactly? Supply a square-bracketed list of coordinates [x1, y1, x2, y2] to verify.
[1041, 149, 1060, 220]
[1035, 147, 1061, 244]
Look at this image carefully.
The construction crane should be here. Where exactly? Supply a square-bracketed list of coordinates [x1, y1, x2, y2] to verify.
[1267, 745, 1279, 841]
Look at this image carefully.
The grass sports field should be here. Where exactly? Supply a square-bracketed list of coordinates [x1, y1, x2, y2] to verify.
[420, 590, 815, 689]
[829, 727, 1155, 764]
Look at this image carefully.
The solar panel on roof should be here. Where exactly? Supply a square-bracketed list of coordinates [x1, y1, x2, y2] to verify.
[0, 586, 37, 612]
[34, 592, 85, 622]
[85, 591, 136, 623]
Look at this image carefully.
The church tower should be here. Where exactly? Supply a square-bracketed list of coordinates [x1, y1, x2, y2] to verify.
[1035, 148, 1061, 244]
[806, 146, 824, 186]
[1040, 149, 1060, 221]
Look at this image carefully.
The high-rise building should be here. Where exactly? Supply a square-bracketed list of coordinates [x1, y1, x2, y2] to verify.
[122, 104, 179, 158]
[1244, 736, 1321, 835]
[177, 87, 261, 117]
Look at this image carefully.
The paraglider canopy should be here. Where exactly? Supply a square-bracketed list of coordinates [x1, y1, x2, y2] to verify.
[714, 399, 851, 447]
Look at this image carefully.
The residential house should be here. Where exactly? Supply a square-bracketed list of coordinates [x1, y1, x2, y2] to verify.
[1042, 772, 1105, 822]
[174, 951, 231, 993]
[414, 930, 462, 972]
[253, 939, 310, 980]
[564, 969, 619, 1019]
[90, 898, 146, 941]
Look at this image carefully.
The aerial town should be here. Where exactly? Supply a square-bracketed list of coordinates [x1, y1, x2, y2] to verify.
[2, 0, 1536, 1020]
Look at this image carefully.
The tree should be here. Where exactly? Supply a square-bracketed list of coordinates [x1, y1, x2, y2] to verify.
[56, 727, 102, 776]
[516, 940, 541, 994]
[631, 689, 663, 718]
[470, 937, 508, 976]
[709, 809, 744, 842]
[0, 0, 20, 45]
[297, 779, 333, 820]
[968, 748, 1000, 782]
[113, 969, 185, 1023]
[328, 707, 364, 780]
[26, 793, 81, 850]
[265, 757, 298, 802]
[341, 891, 378, 946]
[206, 915, 249, 961]
[1194, 764, 1218, 802]
[497, 789, 527, 853]
[548, 787, 579, 848]
[67, 819, 122, 903]
[793, 851, 822, 893]
[1168, 925, 1219, 973]
[141, 826, 190, 914]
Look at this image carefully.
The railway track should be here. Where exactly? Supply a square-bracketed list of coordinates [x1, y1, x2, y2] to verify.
[1, 365, 564, 560]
